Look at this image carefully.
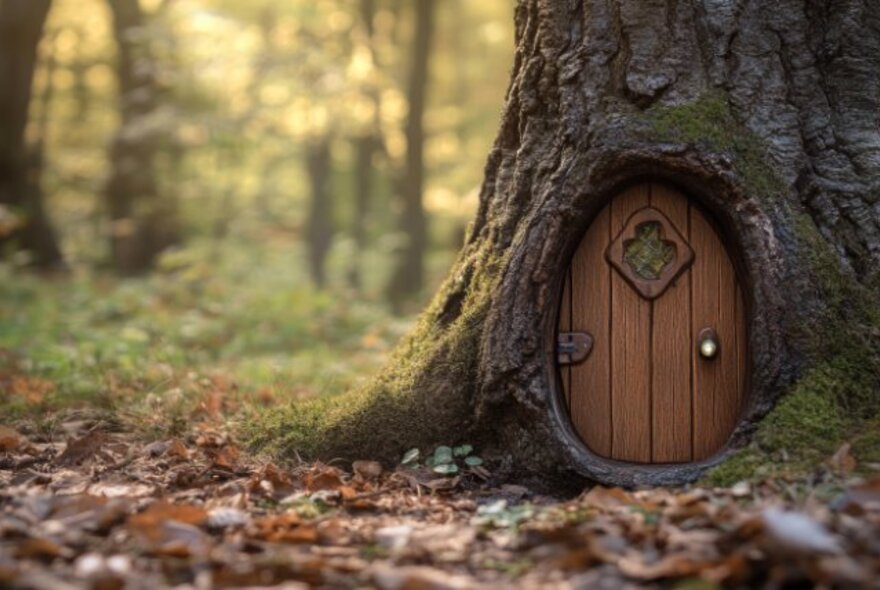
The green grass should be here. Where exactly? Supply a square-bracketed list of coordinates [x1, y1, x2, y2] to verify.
[0, 237, 418, 440]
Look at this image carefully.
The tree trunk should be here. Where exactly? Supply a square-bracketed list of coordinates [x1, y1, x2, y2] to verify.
[348, 0, 381, 291]
[105, 0, 176, 274]
[348, 134, 375, 290]
[0, 0, 64, 269]
[266, 0, 880, 488]
[305, 136, 333, 288]
[387, 0, 435, 310]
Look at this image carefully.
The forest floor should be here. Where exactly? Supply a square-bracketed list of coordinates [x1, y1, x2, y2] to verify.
[2, 244, 880, 588]
[1, 414, 879, 589]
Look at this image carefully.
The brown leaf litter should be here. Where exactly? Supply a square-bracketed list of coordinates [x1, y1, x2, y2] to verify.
[0, 420, 879, 589]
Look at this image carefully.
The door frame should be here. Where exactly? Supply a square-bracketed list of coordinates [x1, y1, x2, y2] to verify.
[544, 174, 754, 485]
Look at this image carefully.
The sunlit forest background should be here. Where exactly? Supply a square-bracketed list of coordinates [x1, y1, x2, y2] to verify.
[0, 0, 513, 429]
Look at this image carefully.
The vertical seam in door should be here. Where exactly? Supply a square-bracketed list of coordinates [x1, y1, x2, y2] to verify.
[716, 248, 722, 434]
[648, 298, 654, 462]
[648, 185, 654, 463]
[688, 203, 695, 461]
[607, 203, 614, 457]
[732, 278, 737, 426]
[734, 278, 741, 416]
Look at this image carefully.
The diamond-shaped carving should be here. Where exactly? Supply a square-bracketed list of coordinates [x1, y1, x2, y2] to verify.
[605, 207, 694, 300]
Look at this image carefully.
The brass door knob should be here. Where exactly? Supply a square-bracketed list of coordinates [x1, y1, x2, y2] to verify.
[698, 328, 719, 360]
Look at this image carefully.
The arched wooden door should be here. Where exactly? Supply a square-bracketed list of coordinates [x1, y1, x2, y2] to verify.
[558, 183, 748, 463]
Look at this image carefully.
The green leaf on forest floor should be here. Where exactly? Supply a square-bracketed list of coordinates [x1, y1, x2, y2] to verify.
[433, 446, 453, 465]
[401, 448, 420, 465]
[402, 444, 485, 476]
[453, 444, 473, 457]
[432, 463, 459, 475]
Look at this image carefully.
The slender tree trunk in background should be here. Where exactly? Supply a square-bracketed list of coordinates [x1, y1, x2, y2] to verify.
[0, 0, 64, 269]
[387, 0, 435, 311]
[306, 136, 333, 288]
[272, 0, 880, 488]
[348, 0, 380, 290]
[105, 0, 176, 274]
[349, 134, 375, 289]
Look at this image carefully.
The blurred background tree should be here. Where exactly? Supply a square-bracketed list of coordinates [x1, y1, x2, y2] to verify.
[0, 0, 513, 308]
[0, 0, 63, 269]
[0, 0, 515, 424]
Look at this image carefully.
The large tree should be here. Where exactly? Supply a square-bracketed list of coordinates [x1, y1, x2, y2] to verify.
[105, 0, 176, 274]
[0, 0, 64, 269]
[258, 0, 880, 487]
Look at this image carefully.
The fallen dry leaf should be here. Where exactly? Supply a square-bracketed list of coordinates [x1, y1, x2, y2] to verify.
[580, 486, 635, 510]
[352, 460, 383, 481]
[51, 494, 130, 532]
[13, 538, 66, 560]
[0, 426, 22, 452]
[305, 464, 346, 492]
[127, 501, 208, 538]
[209, 445, 240, 471]
[165, 438, 190, 461]
[55, 431, 109, 467]
[250, 511, 319, 544]
[248, 463, 297, 499]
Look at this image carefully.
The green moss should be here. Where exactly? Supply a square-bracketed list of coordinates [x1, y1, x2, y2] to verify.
[640, 91, 787, 200]
[704, 349, 880, 485]
[702, 447, 765, 487]
[792, 213, 880, 415]
[759, 366, 845, 457]
[242, 248, 506, 462]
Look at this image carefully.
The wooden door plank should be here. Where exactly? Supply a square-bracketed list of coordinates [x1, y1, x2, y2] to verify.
[735, 282, 748, 417]
[649, 184, 692, 462]
[691, 207, 740, 460]
[610, 185, 651, 462]
[559, 270, 571, 406]
[570, 205, 612, 457]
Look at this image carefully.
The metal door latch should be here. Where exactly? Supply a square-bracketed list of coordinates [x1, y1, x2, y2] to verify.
[558, 332, 593, 365]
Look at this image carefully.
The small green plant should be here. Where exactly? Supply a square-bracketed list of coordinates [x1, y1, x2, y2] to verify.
[400, 443, 484, 475]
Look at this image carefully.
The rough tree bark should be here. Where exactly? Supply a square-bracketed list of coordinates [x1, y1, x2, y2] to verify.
[265, 0, 880, 488]
[0, 0, 64, 268]
[387, 0, 436, 310]
[105, 0, 176, 274]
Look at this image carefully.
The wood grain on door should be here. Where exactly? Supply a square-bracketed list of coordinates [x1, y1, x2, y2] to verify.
[560, 183, 747, 464]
